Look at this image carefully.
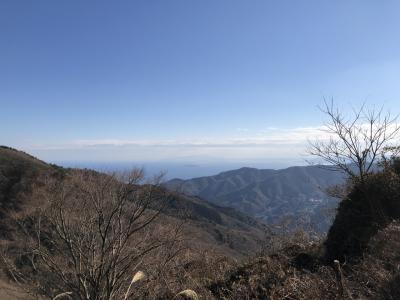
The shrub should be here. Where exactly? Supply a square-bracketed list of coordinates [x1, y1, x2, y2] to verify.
[325, 158, 400, 262]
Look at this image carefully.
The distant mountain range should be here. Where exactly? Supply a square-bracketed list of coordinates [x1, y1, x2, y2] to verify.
[164, 166, 347, 232]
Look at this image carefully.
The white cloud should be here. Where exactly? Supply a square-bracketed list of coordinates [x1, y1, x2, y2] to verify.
[18, 126, 332, 163]
[24, 122, 399, 164]
[66, 126, 329, 148]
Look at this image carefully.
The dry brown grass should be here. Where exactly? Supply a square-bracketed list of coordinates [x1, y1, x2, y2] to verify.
[207, 221, 400, 300]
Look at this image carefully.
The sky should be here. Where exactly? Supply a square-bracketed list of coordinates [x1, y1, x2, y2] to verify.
[1, 1, 400, 177]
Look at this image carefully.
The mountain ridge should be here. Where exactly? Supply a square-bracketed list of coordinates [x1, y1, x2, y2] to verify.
[164, 165, 346, 232]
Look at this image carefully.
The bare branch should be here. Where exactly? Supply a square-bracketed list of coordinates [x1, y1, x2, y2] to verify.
[308, 101, 400, 182]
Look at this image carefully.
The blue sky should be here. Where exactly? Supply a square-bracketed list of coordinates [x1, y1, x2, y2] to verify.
[1, 1, 400, 171]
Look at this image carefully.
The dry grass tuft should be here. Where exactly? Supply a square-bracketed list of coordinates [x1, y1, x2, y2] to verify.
[131, 271, 146, 283]
[175, 289, 199, 299]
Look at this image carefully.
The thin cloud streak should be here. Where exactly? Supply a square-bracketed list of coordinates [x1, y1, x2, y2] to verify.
[18, 126, 331, 163]
[20, 124, 399, 163]
[66, 126, 329, 149]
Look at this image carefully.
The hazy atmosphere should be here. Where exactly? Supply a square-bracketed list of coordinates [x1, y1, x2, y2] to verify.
[2, 1, 400, 178]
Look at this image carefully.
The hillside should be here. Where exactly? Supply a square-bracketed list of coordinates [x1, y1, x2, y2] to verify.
[0, 146, 271, 298]
[0, 146, 266, 256]
[208, 221, 400, 299]
[165, 166, 346, 232]
[0, 146, 59, 238]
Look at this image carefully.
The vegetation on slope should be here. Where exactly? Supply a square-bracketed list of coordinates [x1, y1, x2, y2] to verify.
[325, 158, 400, 262]
[0, 146, 266, 299]
[165, 166, 345, 232]
[208, 221, 400, 299]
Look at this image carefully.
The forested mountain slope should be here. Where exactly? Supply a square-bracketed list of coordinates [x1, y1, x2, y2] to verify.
[166, 166, 346, 231]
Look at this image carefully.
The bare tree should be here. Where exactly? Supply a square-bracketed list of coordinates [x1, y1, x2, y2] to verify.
[308, 100, 400, 182]
[23, 169, 179, 299]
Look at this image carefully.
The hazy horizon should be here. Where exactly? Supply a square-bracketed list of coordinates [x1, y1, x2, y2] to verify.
[2, 1, 400, 170]
[51, 158, 310, 180]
